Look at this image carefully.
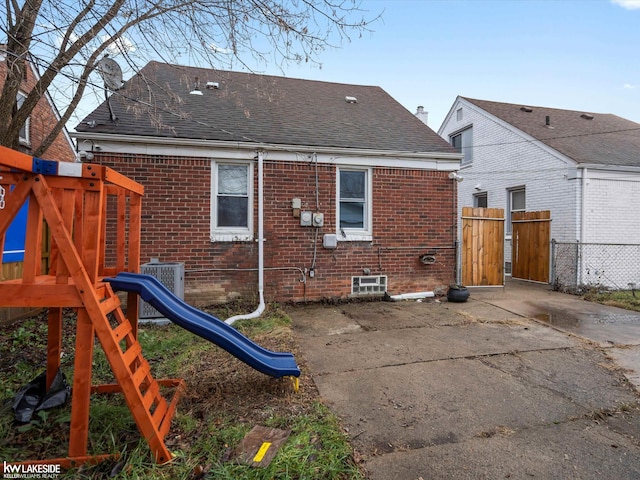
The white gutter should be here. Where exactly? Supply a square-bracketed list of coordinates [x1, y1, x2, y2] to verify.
[225, 150, 266, 325]
[70, 132, 463, 164]
[576, 163, 640, 174]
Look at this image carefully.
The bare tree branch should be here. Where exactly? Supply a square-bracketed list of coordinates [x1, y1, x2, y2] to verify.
[1, 0, 378, 153]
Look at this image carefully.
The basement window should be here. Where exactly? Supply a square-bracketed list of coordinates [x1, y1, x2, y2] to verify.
[352, 275, 387, 295]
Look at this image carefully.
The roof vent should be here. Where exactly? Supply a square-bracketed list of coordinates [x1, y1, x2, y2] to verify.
[580, 113, 594, 120]
[345, 96, 358, 104]
[189, 76, 203, 95]
[206, 81, 220, 90]
[520, 106, 533, 112]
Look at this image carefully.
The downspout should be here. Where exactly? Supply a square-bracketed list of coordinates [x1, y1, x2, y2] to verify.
[578, 166, 587, 286]
[226, 150, 266, 325]
[385, 291, 435, 301]
[449, 171, 462, 285]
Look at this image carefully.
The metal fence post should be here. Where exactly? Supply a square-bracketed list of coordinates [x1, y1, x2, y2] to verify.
[550, 239, 556, 288]
[575, 240, 581, 286]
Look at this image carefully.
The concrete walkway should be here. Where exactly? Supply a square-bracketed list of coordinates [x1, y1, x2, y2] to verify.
[474, 280, 640, 390]
[287, 281, 640, 479]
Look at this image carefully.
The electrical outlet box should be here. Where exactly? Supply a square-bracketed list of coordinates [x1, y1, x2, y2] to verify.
[292, 198, 301, 218]
[300, 211, 312, 226]
[323, 234, 337, 249]
[313, 213, 324, 227]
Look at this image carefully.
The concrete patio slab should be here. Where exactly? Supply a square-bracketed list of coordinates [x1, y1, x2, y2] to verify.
[288, 280, 640, 479]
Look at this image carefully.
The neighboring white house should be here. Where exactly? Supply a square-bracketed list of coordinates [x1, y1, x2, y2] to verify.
[438, 96, 640, 289]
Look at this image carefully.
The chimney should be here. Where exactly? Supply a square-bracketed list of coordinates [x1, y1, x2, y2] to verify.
[415, 105, 429, 125]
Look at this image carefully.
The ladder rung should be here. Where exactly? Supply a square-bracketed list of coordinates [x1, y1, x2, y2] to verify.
[142, 380, 162, 411]
[131, 359, 151, 388]
[112, 321, 132, 341]
[100, 294, 121, 314]
[122, 342, 142, 367]
[151, 396, 169, 427]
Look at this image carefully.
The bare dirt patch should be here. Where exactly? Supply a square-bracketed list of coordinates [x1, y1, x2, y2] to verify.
[175, 319, 320, 428]
[0, 306, 323, 462]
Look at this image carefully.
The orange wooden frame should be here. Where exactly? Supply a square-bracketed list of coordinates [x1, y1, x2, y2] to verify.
[0, 146, 185, 469]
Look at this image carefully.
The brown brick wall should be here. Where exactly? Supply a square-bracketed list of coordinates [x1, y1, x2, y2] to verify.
[97, 153, 457, 304]
[0, 58, 75, 161]
[0, 57, 75, 324]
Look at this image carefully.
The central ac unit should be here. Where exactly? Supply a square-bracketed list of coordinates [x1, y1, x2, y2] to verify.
[138, 261, 185, 319]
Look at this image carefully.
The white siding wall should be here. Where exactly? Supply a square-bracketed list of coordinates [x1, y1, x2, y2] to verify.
[439, 99, 581, 273]
[580, 170, 640, 287]
[583, 169, 640, 243]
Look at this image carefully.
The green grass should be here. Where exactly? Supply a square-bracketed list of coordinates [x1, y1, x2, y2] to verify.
[582, 289, 640, 312]
[0, 307, 364, 479]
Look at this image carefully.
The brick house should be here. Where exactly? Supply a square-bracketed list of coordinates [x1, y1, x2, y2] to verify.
[0, 49, 75, 162]
[1, 48, 76, 261]
[73, 61, 462, 304]
[1, 48, 75, 265]
[438, 96, 640, 288]
[1, 48, 76, 322]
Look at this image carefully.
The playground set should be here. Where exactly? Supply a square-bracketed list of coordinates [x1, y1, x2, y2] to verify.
[0, 146, 300, 469]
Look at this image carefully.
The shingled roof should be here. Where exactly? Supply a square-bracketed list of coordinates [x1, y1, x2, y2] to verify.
[462, 97, 640, 167]
[76, 61, 455, 154]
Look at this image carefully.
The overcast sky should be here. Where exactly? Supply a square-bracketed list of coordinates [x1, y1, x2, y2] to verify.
[74, 0, 640, 133]
[244, 0, 640, 130]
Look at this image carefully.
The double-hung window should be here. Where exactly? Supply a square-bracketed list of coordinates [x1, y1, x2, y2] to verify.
[507, 187, 525, 237]
[337, 167, 372, 241]
[17, 92, 30, 146]
[211, 162, 253, 241]
[450, 126, 473, 166]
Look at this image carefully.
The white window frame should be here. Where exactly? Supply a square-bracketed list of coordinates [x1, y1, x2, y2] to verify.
[17, 91, 30, 146]
[210, 160, 253, 242]
[506, 187, 526, 237]
[336, 166, 373, 242]
[450, 126, 473, 166]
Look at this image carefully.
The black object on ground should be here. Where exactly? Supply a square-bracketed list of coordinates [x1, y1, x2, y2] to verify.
[12, 369, 71, 423]
[447, 285, 470, 303]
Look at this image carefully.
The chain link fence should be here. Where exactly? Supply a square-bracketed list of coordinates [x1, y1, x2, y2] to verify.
[551, 240, 640, 293]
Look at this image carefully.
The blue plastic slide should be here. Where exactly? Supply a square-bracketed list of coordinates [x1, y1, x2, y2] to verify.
[105, 272, 300, 378]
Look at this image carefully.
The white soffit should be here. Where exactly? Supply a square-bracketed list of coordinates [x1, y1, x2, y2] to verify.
[71, 134, 462, 171]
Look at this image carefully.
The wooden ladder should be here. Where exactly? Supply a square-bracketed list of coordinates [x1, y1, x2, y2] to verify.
[1, 147, 185, 468]
[10, 284, 185, 469]
[26, 156, 185, 465]
[85, 283, 185, 465]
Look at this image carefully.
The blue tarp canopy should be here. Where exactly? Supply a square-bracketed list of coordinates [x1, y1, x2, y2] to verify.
[2, 200, 28, 263]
